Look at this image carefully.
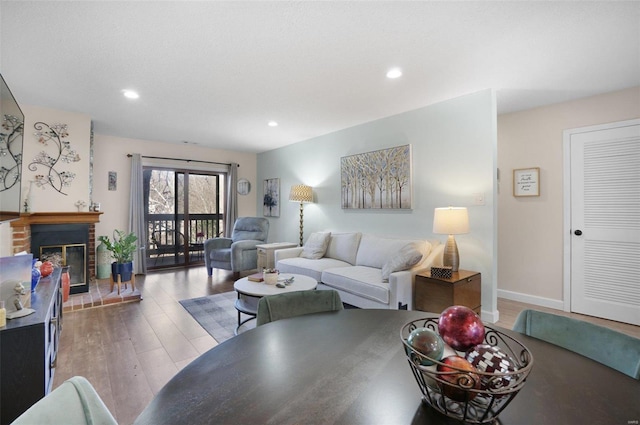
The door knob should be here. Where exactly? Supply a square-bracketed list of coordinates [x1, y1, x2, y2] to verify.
[574, 230, 583, 236]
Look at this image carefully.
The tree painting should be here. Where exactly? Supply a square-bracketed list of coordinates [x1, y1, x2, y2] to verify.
[263, 178, 280, 217]
[341, 145, 412, 209]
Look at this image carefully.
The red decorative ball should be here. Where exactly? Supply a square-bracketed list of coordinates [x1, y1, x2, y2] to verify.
[39, 261, 54, 277]
[438, 305, 485, 351]
[437, 355, 481, 401]
[465, 344, 517, 390]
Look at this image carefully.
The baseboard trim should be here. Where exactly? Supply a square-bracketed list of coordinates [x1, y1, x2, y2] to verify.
[498, 289, 564, 311]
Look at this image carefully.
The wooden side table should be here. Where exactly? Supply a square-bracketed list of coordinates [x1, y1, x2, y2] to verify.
[414, 270, 481, 314]
[257, 242, 298, 270]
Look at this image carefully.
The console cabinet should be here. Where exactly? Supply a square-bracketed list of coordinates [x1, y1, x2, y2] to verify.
[414, 270, 481, 314]
[0, 268, 62, 425]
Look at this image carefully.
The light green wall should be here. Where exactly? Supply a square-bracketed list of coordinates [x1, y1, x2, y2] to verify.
[257, 89, 498, 320]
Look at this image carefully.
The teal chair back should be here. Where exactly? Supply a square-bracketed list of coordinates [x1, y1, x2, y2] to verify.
[256, 290, 344, 326]
[10, 376, 117, 424]
[513, 309, 640, 379]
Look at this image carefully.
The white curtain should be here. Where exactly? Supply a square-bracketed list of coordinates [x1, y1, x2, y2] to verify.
[129, 153, 147, 274]
[224, 163, 239, 237]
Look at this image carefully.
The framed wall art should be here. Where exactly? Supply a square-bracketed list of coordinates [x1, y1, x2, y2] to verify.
[513, 167, 540, 197]
[263, 178, 280, 217]
[108, 171, 117, 191]
[341, 144, 412, 209]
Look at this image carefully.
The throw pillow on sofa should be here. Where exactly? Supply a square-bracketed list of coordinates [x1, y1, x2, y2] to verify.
[381, 244, 423, 281]
[300, 232, 331, 259]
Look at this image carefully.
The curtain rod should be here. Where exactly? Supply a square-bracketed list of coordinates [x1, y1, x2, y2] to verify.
[127, 154, 238, 167]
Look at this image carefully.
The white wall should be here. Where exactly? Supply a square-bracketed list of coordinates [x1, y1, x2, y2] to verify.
[92, 134, 258, 240]
[20, 105, 92, 212]
[497, 86, 640, 308]
[257, 90, 499, 320]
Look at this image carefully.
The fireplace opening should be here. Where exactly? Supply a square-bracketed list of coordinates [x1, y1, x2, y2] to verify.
[31, 224, 90, 294]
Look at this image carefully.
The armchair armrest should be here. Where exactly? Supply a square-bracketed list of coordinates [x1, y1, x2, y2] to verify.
[204, 237, 233, 251]
[231, 239, 262, 253]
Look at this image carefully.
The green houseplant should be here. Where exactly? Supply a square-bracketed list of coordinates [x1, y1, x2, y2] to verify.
[98, 230, 138, 283]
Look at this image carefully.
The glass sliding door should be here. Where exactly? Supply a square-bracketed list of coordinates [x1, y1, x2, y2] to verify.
[145, 167, 225, 270]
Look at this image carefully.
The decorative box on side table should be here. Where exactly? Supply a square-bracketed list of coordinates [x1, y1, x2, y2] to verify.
[414, 269, 481, 314]
[257, 242, 298, 270]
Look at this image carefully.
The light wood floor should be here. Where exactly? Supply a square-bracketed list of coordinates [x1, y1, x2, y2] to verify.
[53, 267, 640, 425]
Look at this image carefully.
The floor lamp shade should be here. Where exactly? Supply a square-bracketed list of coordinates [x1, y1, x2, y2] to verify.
[433, 207, 469, 272]
[289, 185, 313, 246]
[289, 185, 313, 204]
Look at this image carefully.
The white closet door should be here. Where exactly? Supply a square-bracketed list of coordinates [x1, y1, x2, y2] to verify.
[569, 120, 640, 326]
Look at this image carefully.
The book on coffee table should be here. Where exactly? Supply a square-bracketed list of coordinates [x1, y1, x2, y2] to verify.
[247, 272, 263, 282]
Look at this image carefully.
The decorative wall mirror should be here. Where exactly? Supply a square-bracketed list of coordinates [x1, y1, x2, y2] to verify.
[0, 73, 24, 221]
[237, 178, 251, 195]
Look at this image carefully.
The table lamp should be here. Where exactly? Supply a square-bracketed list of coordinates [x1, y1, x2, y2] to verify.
[289, 184, 313, 246]
[433, 207, 469, 272]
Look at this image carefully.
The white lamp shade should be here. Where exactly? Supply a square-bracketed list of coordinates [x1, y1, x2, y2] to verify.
[289, 184, 313, 203]
[433, 207, 469, 235]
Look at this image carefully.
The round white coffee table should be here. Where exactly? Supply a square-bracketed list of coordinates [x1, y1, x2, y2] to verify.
[233, 273, 317, 334]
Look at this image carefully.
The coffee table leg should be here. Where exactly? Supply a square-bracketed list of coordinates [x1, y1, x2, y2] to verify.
[235, 292, 259, 335]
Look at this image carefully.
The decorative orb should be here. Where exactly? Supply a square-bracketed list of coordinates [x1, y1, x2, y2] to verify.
[437, 355, 481, 401]
[438, 305, 485, 351]
[465, 344, 517, 390]
[40, 261, 54, 277]
[407, 328, 445, 366]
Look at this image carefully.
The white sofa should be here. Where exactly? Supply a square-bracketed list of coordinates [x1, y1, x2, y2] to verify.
[275, 232, 443, 310]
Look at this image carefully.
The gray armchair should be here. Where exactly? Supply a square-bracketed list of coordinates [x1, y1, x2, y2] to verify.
[204, 217, 269, 276]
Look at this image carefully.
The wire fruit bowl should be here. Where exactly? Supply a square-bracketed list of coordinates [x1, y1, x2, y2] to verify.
[400, 316, 533, 424]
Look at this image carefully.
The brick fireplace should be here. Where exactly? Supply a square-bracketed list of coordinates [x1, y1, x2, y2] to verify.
[10, 212, 102, 293]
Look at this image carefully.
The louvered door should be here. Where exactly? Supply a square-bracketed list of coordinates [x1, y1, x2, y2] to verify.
[569, 120, 640, 325]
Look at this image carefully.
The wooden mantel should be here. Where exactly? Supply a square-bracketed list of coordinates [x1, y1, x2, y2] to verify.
[10, 212, 103, 227]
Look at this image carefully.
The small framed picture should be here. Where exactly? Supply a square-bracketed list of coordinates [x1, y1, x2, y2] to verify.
[513, 167, 540, 197]
[263, 178, 280, 217]
[108, 171, 117, 191]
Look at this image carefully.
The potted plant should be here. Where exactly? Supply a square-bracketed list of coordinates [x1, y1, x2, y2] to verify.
[98, 230, 138, 283]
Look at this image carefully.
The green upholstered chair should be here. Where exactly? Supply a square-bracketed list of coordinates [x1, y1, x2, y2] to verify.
[10, 376, 117, 424]
[256, 290, 344, 326]
[512, 309, 640, 379]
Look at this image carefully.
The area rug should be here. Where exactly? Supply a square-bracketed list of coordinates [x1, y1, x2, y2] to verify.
[179, 291, 255, 343]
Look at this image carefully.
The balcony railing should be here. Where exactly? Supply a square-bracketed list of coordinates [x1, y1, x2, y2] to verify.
[146, 213, 223, 266]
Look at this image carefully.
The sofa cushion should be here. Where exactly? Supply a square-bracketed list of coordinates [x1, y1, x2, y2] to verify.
[325, 232, 361, 265]
[321, 266, 389, 305]
[277, 257, 351, 282]
[356, 235, 431, 269]
[300, 232, 331, 259]
[381, 244, 423, 281]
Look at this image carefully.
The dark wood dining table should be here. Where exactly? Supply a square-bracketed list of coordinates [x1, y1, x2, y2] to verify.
[134, 309, 639, 425]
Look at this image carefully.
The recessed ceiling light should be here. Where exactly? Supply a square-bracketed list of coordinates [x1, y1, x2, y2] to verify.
[123, 90, 139, 99]
[268, 121, 278, 127]
[386, 68, 402, 79]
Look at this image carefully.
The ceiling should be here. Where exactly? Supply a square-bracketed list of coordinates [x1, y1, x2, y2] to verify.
[1, 1, 638, 153]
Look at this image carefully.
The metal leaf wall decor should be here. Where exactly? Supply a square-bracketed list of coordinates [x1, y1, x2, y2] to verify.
[29, 121, 80, 195]
[0, 114, 23, 192]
